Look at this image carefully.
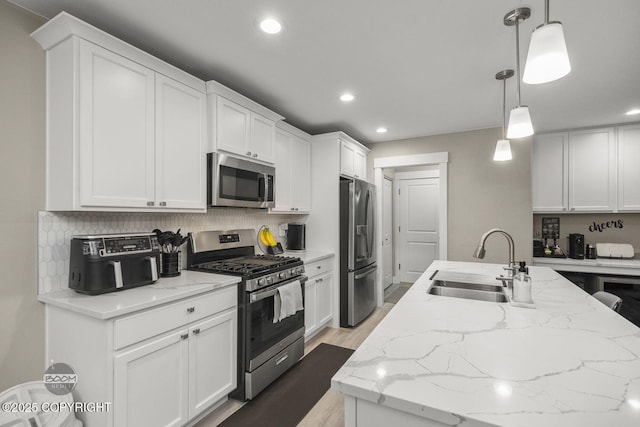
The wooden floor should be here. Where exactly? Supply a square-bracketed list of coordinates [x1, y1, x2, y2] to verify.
[196, 302, 395, 427]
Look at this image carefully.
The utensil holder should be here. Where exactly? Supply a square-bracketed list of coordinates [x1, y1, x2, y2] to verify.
[161, 251, 181, 277]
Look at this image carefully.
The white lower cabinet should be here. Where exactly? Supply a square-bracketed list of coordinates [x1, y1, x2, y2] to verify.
[114, 310, 236, 426]
[304, 256, 334, 339]
[114, 330, 189, 427]
[45, 286, 237, 427]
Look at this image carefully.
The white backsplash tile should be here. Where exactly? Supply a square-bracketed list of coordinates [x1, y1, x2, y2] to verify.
[38, 210, 306, 294]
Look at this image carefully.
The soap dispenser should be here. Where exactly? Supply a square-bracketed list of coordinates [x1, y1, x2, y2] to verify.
[512, 261, 532, 303]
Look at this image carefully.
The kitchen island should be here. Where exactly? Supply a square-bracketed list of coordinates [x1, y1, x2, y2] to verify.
[331, 260, 640, 427]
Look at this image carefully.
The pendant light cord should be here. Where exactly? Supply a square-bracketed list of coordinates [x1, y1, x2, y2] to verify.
[515, 18, 522, 106]
[545, 0, 550, 23]
[502, 78, 507, 139]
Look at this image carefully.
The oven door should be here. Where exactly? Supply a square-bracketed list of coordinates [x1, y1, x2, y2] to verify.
[245, 276, 306, 370]
[208, 152, 275, 208]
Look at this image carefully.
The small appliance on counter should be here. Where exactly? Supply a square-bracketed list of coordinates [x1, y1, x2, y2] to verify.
[568, 233, 585, 259]
[595, 243, 635, 258]
[585, 244, 597, 259]
[539, 217, 566, 257]
[68, 233, 160, 295]
[286, 223, 306, 251]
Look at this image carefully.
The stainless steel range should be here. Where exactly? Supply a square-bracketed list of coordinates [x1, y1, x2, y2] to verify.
[187, 229, 306, 401]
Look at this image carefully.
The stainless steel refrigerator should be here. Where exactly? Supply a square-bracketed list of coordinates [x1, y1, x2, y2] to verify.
[340, 178, 377, 327]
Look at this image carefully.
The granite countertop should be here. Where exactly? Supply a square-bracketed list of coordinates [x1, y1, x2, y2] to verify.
[38, 270, 241, 320]
[331, 260, 640, 427]
[533, 256, 640, 276]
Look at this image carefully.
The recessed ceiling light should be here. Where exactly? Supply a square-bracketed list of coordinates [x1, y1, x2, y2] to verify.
[340, 93, 355, 102]
[626, 108, 640, 116]
[259, 18, 282, 34]
[376, 127, 388, 134]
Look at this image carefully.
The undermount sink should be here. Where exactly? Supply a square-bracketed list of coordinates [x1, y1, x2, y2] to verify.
[428, 270, 508, 303]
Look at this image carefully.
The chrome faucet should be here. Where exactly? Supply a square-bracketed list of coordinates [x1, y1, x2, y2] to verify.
[472, 228, 517, 277]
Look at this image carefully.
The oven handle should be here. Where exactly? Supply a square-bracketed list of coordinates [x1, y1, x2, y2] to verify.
[249, 275, 307, 303]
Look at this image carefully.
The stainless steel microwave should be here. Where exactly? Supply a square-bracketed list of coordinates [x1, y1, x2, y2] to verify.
[207, 152, 275, 208]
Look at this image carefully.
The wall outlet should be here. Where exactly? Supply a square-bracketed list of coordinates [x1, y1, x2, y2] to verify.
[278, 223, 287, 237]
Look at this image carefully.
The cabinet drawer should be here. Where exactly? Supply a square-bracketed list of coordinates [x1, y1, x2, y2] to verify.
[114, 286, 237, 350]
[305, 257, 334, 279]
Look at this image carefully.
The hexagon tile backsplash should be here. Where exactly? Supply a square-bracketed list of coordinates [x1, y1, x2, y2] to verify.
[38, 210, 306, 294]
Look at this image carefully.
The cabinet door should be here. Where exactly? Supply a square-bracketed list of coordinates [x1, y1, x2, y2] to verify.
[304, 279, 318, 336]
[353, 149, 366, 180]
[618, 124, 640, 211]
[114, 331, 189, 427]
[317, 273, 333, 327]
[532, 133, 569, 212]
[250, 113, 276, 163]
[188, 310, 237, 419]
[155, 74, 206, 210]
[341, 142, 355, 177]
[291, 136, 311, 212]
[568, 128, 616, 212]
[216, 96, 250, 156]
[273, 129, 292, 212]
[78, 40, 155, 208]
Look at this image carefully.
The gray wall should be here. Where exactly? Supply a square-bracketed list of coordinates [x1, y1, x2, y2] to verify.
[0, 1, 47, 391]
[368, 127, 533, 265]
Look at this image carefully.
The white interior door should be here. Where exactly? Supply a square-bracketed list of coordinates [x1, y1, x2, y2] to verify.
[398, 177, 439, 283]
[382, 177, 393, 289]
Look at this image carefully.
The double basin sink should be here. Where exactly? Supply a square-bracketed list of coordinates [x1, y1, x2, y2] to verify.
[428, 270, 509, 303]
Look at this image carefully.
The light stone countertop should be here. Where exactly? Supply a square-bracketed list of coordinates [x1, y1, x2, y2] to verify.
[38, 270, 240, 320]
[533, 256, 640, 276]
[283, 250, 334, 264]
[331, 260, 640, 427]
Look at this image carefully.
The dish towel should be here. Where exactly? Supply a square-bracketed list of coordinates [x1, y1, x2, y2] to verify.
[273, 280, 303, 323]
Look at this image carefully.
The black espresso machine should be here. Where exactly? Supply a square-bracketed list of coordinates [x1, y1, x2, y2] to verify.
[68, 233, 161, 294]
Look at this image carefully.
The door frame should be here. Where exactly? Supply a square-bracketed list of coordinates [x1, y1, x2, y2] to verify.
[394, 170, 440, 284]
[382, 175, 394, 289]
[373, 152, 449, 307]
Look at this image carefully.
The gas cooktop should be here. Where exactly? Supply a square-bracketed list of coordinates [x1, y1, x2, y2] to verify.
[194, 254, 301, 276]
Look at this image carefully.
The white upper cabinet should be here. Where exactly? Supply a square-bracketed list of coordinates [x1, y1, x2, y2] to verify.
[532, 132, 569, 212]
[78, 40, 156, 209]
[568, 127, 616, 212]
[249, 112, 276, 163]
[155, 74, 207, 210]
[32, 13, 207, 212]
[207, 81, 283, 165]
[617, 124, 640, 211]
[340, 137, 369, 179]
[532, 126, 637, 213]
[271, 123, 311, 213]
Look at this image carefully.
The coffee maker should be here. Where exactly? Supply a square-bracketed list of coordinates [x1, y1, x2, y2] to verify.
[568, 233, 585, 259]
[286, 223, 306, 251]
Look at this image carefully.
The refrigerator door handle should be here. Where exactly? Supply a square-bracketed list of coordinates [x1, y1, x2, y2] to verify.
[354, 264, 377, 280]
[366, 188, 374, 260]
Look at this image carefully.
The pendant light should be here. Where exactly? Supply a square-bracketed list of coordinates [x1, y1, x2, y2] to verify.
[494, 70, 514, 161]
[523, 0, 570, 84]
[504, 8, 534, 139]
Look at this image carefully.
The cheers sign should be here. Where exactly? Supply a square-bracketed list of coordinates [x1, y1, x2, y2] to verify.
[588, 219, 623, 233]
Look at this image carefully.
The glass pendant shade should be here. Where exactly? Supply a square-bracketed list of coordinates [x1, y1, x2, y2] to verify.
[493, 139, 512, 161]
[507, 106, 534, 138]
[523, 22, 570, 84]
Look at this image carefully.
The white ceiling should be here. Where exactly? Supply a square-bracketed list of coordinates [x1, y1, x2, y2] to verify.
[10, 0, 640, 144]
